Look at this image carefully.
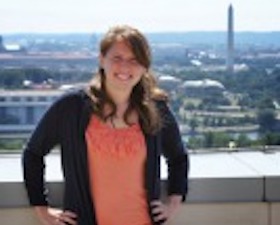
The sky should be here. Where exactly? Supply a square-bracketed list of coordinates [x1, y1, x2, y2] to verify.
[0, 0, 279, 33]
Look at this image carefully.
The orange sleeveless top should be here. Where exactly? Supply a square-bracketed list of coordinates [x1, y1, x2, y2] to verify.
[85, 115, 152, 225]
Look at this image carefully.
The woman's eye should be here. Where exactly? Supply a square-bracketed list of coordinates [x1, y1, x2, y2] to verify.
[129, 59, 138, 65]
[112, 56, 122, 63]
[110, 56, 140, 67]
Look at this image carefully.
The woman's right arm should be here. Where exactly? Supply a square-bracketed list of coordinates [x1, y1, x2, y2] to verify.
[22, 95, 78, 224]
[22, 97, 61, 206]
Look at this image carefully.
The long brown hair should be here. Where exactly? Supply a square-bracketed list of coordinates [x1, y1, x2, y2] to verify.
[88, 25, 167, 134]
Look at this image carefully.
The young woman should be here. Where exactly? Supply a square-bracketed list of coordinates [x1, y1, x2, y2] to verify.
[23, 25, 189, 225]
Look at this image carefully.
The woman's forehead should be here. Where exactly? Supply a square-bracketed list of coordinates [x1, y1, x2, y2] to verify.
[106, 40, 134, 56]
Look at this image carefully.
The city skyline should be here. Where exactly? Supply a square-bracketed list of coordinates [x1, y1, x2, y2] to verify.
[0, 0, 279, 33]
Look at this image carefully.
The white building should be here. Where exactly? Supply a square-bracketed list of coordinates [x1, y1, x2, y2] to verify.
[0, 90, 64, 134]
[180, 79, 225, 97]
[157, 75, 181, 92]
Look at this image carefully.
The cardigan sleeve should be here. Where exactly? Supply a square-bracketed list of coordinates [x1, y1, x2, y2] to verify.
[158, 101, 190, 200]
[22, 94, 63, 206]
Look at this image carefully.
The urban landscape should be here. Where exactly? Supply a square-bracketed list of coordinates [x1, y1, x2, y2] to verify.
[0, 5, 280, 151]
[0, 3, 280, 225]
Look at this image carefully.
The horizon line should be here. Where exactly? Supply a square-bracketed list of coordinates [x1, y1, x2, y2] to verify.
[2, 30, 280, 35]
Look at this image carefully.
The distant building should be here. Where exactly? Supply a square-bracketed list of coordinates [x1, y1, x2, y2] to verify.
[180, 79, 225, 97]
[0, 35, 26, 53]
[0, 36, 5, 52]
[157, 75, 181, 92]
[226, 4, 234, 73]
[0, 90, 63, 135]
[5, 44, 24, 52]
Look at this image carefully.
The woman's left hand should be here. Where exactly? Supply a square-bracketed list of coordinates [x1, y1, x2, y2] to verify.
[150, 195, 182, 224]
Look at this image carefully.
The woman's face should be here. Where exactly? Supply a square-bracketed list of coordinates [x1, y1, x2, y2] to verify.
[100, 40, 146, 92]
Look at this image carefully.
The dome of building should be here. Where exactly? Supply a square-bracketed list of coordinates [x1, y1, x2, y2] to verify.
[182, 79, 225, 89]
[158, 75, 181, 91]
[158, 75, 180, 82]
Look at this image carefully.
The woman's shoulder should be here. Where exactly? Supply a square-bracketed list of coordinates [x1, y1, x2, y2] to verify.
[52, 88, 91, 110]
[58, 88, 89, 102]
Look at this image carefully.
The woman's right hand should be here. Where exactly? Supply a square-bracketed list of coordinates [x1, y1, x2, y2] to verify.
[34, 206, 77, 225]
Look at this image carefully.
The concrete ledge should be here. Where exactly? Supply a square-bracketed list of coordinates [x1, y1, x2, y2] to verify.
[0, 179, 266, 207]
[1, 152, 280, 207]
[1, 203, 277, 225]
[266, 177, 280, 202]
[0, 182, 64, 207]
[167, 203, 269, 225]
[1, 152, 280, 225]
[271, 203, 280, 225]
[187, 177, 264, 202]
[0, 208, 39, 225]
[0, 182, 28, 207]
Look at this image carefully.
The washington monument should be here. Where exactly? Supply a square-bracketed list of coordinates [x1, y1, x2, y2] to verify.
[227, 4, 234, 73]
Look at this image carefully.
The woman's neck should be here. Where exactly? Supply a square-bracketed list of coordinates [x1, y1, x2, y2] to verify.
[107, 86, 131, 105]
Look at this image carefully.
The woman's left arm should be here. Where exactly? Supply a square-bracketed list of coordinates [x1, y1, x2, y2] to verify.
[159, 101, 189, 199]
[151, 101, 190, 223]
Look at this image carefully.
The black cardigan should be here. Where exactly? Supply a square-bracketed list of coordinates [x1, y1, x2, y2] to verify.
[22, 90, 189, 225]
